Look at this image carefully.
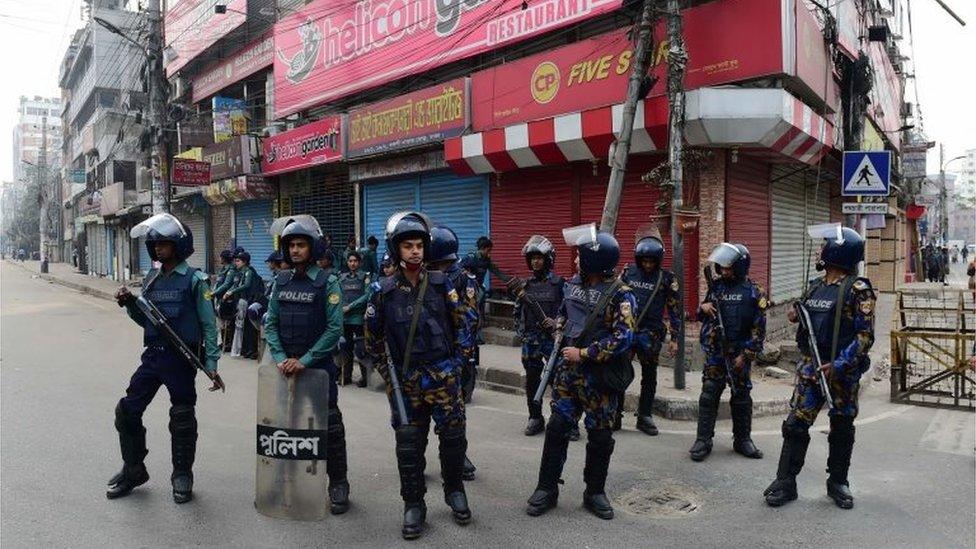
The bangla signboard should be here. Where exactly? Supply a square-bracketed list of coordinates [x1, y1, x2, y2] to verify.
[471, 0, 785, 130]
[202, 135, 253, 181]
[172, 158, 211, 186]
[192, 32, 274, 103]
[347, 79, 468, 159]
[164, 0, 247, 76]
[261, 116, 343, 176]
[272, 0, 621, 118]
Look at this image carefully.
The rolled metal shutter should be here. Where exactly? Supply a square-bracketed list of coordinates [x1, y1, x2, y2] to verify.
[419, 171, 489, 258]
[288, 168, 355, 250]
[139, 237, 152, 275]
[92, 224, 107, 275]
[363, 176, 420, 253]
[489, 166, 574, 278]
[727, 157, 771, 291]
[234, 199, 275, 280]
[181, 211, 208, 272]
[770, 165, 830, 302]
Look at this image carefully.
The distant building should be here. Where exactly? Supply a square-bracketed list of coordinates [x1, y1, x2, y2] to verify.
[949, 148, 975, 244]
[12, 95, 62, 184]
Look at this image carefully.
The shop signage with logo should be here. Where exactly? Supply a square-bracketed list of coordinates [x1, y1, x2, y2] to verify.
[349, 151, 448, 182]
[203, 175, 275, 205]
[272, 0, 620, 118]
[203, 135, 253, 181]
[261, 116, 343, 176]
[172, 158, 211, 186]
[348, 79, 468, 159]
[192, 32, 274, 103]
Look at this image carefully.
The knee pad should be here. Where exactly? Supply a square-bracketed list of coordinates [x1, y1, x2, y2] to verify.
[701, 378, 724, 399]
[782, 415, 811, 442]
[169, 405, 197, 437]
[828, 416, 855, 444]
[439, 427, 466, 451]
[114, 401, 142, 433]
[328, 408, 344, 428]
[547, 413, 573, 436]
[586, 428, 614, 448]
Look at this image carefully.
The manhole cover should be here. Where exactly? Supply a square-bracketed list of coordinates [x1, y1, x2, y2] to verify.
[617, 485, 701, 518]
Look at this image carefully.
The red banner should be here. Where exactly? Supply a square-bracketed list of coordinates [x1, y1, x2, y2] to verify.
[192, 32, 274, 103]
[165, 0, 247, 76]
[172, 158, 211, 186]
[347, 78, 468, 159]
[261, 116, 343, 176]
[472, 0, 784, 130]
[272, 0, 620, 118]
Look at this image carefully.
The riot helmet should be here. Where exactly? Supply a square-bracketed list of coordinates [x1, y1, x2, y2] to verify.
[733, 243, 751, 278]
[818, 226, 864, 272]
[380, 252, 393, 268]
[522, 235, 555, 272]
[385, 211, 432, 261]
[130, 213, 194, 262]
[272, 215, 325, 266]
[428, 225, 460, 263]
[708, 242, 749, 279]
[234, 250, 251, 264]
[634, 236, 665, 265]
[220, 249, 234, 263]
[563, 223, 619, 277]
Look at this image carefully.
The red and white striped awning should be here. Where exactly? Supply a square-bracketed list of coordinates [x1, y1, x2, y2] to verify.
[445, 96, 669, 175]
[684, 87, 837, 165]
[445, 88, 836, 175]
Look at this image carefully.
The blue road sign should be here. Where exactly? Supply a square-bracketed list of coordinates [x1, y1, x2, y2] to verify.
[842, 151, 891, 196]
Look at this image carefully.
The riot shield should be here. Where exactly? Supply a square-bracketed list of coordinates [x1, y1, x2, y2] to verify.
[255, 355, 331, 520]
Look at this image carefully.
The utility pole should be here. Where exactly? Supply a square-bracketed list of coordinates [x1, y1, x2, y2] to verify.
[666, 0, 688, 390]
[599, 0, 656, 233]
[939, 143, 947, 245]
[38, 116, 50, 273]
[147, 0, 169, 214]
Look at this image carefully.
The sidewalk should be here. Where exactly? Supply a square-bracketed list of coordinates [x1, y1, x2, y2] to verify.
[6, 259, 929, 420]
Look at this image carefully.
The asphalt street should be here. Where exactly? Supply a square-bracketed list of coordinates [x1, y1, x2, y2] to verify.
[1, 262, 974, 548]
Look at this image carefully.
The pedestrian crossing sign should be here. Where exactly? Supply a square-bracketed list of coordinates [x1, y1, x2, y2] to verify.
[842, 151, 891, 196]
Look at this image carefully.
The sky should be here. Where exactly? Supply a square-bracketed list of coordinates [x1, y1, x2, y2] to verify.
[0, 0, 974, 182]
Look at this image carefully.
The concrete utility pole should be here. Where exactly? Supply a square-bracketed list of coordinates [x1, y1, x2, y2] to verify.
[147, 0, 169, 214]
[666, 0, 688, 390]
[599, 0, 656, 233]
[939, 143, 946, 245]
[39, 117, 50, 273]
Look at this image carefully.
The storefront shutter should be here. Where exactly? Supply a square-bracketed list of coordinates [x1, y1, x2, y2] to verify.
[234, 199, 275, 280]
[489, 166, 575, 278]
[362, 176, 420, 252]
[139, 237, 152, 275]
[181, 211, 208, 272]
[770, 165, 830, 303]
[419, 171, 489, 258]
[288, 168, 356, 249]
[727, 157, 771, 291]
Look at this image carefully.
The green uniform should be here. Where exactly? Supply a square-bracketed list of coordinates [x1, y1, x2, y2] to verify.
[264, 265, 345, 368]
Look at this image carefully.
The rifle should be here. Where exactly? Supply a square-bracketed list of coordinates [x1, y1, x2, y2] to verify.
[792, 302, 835, 410]
[500, 271, 556, 334]
[702, 266, 737, 395]
[533, 331, 565, 404]
[134, 295, 226, 392]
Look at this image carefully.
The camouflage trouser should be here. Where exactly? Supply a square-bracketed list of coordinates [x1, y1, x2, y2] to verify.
[385, 357, 465, 433]
[550, 360, 618, 430]
[791, 357, 864, 424]
[702, 350, 754, 394]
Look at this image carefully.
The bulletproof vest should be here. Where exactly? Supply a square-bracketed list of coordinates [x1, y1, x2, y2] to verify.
[246, 266, 265, 300]
[274, 269, 332, 360]
[522, 272, 562, 333]
[339, 271, 367, 304]
[379, 272, 454, 366]
[624, 264, 666, 331]
[561, 276, 615, 347]
[714, 279, 756, 346]
[803, 278, 855, 362]
[144, 268, 201, 347]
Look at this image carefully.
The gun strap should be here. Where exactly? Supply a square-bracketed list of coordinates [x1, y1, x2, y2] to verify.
[829, 275, 855, 361]
[635, 271, 664, 327]
[576, 279, 623, 346]
[400, 273, 429, 374]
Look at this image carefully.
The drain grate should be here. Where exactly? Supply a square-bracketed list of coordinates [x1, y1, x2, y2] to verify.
[617, 486, 701, 518]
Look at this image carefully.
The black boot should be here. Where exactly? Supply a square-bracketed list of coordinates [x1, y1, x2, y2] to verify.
[396, 426, 427, 539]
[636, 415, 658, 436]
[636, 358, 659, 436]
[106, 402, 150, 499]
[462, 455, 477, 481]
[690, 379, 722, 461]
[582, 429, 615, 520]
[326, 409, 351, 515]
[826, 416, 856, 510]
[527, 415, 571, 516]
[169, 405, 197, 504]
[568, 424, 581, 442]
[524, 417, 546, 436]
[764, 416, 811, 507]
[439, 427, 472, 525]
[731, 393, 763, 459]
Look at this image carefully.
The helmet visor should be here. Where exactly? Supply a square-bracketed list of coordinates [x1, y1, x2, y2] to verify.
[807, 222, 843, 244]
[562, 223, 598, 248]
[522, 234, 553, 256]
[270, 214, 322, 237]
[385, 211, 432, 239]
[130, 213, 187, 240]
[707, 243, 743, 268]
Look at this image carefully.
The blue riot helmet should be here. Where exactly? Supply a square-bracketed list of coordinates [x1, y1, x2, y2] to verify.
[563, 223, 619, 277]
[819, 226, 864, 273]
[380, 252, 393, 268]
[634, 236, 665, 265]
[385, 211, 433, 261]
[522, 234, 555, 271]
[428, 224, 460, 263]
[732, 243, 751, 278]
[130, 213, 194, 261]
[708, 242, 748, 279]
[271, 215, 325, 266]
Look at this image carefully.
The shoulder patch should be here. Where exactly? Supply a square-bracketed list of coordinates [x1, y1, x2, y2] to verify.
[328, 293, 341, 305]
[466, 285, 476, 299]
[670, 279, 680, 292]
[447, 288, 459, 303]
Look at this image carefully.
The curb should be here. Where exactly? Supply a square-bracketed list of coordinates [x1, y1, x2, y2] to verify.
[6, 260, 116, 302]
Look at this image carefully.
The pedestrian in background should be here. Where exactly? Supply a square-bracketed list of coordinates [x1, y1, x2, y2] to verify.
[338, 250, 372, 386]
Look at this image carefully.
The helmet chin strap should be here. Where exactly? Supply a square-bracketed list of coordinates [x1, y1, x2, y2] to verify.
[402, 259, 423, 272]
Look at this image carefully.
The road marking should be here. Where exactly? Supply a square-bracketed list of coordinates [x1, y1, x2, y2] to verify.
[919, 409, 976, 457]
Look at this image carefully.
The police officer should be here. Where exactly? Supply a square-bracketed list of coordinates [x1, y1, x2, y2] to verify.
[213, 249, 239, 352]
[338, 250, 372, 386]
[426, 224, 480, 480]
[361, 235, 380, 277]
[618, 234, 681, 436]
[109, 214, 220, 503]
[364, 212, 476, 540]
[526, 229, 636, 520]
[264, 216, 351, 515]
[690, 243, 767, 462]
[507, 235, 564, 437]
[317, 248, 337, 278]
[764, 227, 875, 510]
[224, 250, 264, 359]
[380, 252, 396, 278]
